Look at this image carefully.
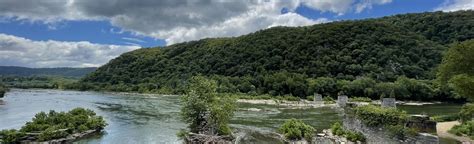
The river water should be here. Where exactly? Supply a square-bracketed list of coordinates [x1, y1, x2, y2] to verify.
[0, 89, 343, 144]
[0, 89, 464, 144]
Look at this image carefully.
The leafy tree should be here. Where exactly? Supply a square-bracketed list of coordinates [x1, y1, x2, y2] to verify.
[180, 76, 236, 136]
[438, 40, 474, 100]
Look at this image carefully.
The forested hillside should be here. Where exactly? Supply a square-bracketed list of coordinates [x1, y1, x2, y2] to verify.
[79, 11, 474, 101]
[0, 66, 96, 78]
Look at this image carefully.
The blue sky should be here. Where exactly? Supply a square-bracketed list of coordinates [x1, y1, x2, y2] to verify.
[0, 0, 471, 67]
[0, 0, 447, 48]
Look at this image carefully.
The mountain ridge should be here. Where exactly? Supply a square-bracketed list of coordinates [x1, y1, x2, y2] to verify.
[79, 10, 474, 98]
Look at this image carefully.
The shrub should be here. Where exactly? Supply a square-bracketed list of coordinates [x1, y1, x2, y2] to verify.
[386, 125, 418, 140]
[354, 105, 408, 127]
[330, 122, 366, 142]
[345, 131, 366, 142]
[0, 129, 25, 143]
[459, 103, 474, 123]
[449, 120, 474, 139]
[278, 119, 315, 141]
[306, 96, 314, 101]
[330, 122, 345, 136]
[349, 97, 372, 102]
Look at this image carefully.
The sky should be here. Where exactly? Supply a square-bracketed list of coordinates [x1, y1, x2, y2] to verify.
[0, 0, 473, 68]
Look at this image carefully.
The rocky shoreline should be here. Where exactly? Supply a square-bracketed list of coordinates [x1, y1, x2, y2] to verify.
[237, 99, 440, 108]
[19, 129, 102, 143]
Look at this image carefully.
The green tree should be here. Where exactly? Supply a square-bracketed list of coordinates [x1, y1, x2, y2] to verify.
[438, 40, 474, 100]
[180, 76, 236, 136]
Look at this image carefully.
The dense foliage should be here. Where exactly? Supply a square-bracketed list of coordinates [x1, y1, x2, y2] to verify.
[352, 105, 419, 140]
[330, 122, 366, 142]
[278, 119, 315, 141]
[179, 76, 236, 136]
[0, 76, 78, 89]
[449, 120, 474, 140]
[438, 40, 474, 100]
[354, 105, 408, 127]
[459, 103, 474, 123]
[0, 66, 96, 78]
[0, 108, 107, 143]
[79, 11, 474, 101]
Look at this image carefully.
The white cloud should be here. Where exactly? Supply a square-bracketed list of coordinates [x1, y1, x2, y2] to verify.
[0, 34, 139, 67]
[436, 0, 474, 11]
[0, 0, 394, 45]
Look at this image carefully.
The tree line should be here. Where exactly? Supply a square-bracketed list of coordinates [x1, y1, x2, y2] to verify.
[75, 10, 474, 101]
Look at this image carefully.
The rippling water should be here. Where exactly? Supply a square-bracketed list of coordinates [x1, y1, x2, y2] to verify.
[1, 89, 463, 143]
[0, 89, 341, 144]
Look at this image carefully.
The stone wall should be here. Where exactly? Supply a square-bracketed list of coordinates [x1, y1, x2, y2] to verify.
[337, 96, 348, 107]
[382, 98, 396, 108]
[342, 114, 439, 144]
[406, 115, 437, 133]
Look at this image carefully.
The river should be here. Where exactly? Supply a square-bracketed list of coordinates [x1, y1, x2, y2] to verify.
[0, 89, 464, 144]
[0, 89, 342, 144]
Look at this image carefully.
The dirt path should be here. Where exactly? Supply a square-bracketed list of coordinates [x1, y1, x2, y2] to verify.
[437, 121, 473, 144]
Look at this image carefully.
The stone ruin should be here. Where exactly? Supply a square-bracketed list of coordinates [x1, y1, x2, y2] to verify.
[406, 115, 437, 133]
[314, 93, 322, 102]
[337, 95, 348, 107]
[381, 98, 396, 108]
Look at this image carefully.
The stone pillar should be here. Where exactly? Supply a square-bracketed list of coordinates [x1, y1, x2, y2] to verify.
[314, 93, 322, 102]
[337, 95, 348, 107]
[381, 98, 396, 108]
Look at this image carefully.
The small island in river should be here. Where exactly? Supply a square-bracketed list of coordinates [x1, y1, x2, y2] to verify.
[0, 108, 107, 143]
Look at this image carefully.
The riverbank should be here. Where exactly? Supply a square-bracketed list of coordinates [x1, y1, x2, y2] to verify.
[437, 121, 473, 144]
[237, 99, 336, 108]
[237, 99, 441, 108]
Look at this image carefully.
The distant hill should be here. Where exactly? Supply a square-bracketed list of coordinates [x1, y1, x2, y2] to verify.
[0, 66, 97, 78]
[80, 11, 474, 98]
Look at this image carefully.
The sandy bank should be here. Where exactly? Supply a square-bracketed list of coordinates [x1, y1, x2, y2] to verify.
[437, 121, 473, 144]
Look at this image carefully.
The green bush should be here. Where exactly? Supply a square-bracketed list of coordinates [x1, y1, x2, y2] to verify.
[349, 97, 372, 102]
[330, 122, 345, 136]
[323, 97, 335, 104]
[330, 122, 366, 142]
[354, 105, 408, 127]
[345, 131, 366, 142]
[448, 120, 474, 139]
[459, 103, 474, 123]
[0, 129, 25, 143]
[278, 119, 315, 141]
[0, 108, 106, 142]
[306, 96, 314, 101]
[386, 125, 418, 140]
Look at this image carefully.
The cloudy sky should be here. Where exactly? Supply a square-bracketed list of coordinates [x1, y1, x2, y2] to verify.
[0, 0, 472, 68]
